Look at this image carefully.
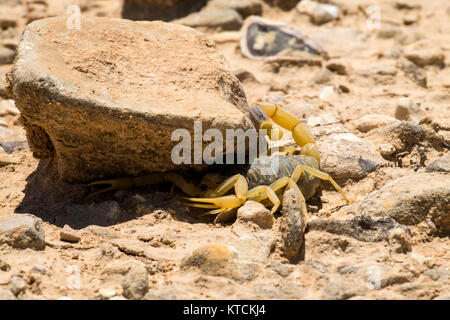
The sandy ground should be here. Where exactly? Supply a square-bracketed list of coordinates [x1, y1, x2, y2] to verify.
[0, 0, 449, 300]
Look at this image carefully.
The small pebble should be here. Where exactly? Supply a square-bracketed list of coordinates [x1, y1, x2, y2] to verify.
[0, 288, 15, 300]
[326, 61, 347, 75]
[356, 114, 398, 133]
[236, 201, 273, 229]
[0, 100, 19, 116]
[11, 276, 27, 296]
[297, 0, 340, 25]
[0, 258, 10, 271]
[98, 288, 117, 299]
[379, 143, 396, 157]
[389, 228, 412, 253]
[59, 225, 81, 243]
[403, 14, 419, 25]
[269, 262, 292, 277]
[394, 97, 423, 122]
[426, 153, 450, 173]
[312, 68, 332, 84]
[0, 215, 46, 250]
[31, 265, 48, 275]
[122, 265, 149, 300]
[0, 47, 15, 65]
[377, 25, 402, 39]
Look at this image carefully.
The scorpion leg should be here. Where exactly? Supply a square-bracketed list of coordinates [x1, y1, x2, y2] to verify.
[183, 195, 246, 214]
[280, 146, 297, 156]
[164, 173, 203, 197]
[180, 202, 230, 216]
[247, 185, 281, 214]
[87, 176, 138, 198]
[202, 174, 248, 198]
[183, 174, 248, 214]
[87, 172, 202, 198]
[291, 165, 352, 204]
[268, 176, 309, 219]
[183, 203, 231, 216]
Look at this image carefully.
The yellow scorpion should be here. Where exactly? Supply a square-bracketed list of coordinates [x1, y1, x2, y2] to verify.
[88, 102, 351, 220]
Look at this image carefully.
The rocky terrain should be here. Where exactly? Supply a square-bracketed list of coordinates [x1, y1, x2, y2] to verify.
[0, 0, 449, 300]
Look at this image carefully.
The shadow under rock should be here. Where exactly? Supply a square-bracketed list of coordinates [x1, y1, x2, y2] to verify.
[14, 159, 214, 229]
[122, 0, 207, 22]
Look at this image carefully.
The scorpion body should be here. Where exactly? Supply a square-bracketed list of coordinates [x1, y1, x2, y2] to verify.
[245, 154, 321, 200]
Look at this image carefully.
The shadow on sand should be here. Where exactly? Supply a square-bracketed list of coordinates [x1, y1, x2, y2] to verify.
[15, 159, 211, 229]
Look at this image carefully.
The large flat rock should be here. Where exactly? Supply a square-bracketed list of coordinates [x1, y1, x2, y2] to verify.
[7, 17, 253, 182]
